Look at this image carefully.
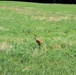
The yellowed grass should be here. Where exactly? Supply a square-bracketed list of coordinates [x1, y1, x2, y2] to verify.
[0, 6, 35, 15]
[0, 6, 71, 22]
[49, 16, 68, 21]
[31, 15, 69, 22]
[31, 16, 45, 21]
[0, 42, 13, 52]
[52, 44, 62, 50]
[22, 65, 32, 72]
[0, 26, 9, 31]
[0, 6, 34, 10]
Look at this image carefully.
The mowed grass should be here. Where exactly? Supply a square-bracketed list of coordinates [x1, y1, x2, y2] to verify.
[0, 1, 76, 75]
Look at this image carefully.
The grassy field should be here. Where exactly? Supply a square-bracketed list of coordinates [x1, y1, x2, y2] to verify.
[0, 1, 76, 75]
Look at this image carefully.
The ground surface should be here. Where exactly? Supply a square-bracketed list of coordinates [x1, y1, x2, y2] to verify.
[0, 1, 76, 75]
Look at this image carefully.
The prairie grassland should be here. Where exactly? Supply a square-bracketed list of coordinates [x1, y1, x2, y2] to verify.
[0, 1, 76, 75]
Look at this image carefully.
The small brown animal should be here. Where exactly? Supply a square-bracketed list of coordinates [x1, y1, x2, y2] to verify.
[34, 34, 42, 46]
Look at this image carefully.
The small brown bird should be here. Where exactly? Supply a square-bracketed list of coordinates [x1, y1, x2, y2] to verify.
[34, 34, 42, 46]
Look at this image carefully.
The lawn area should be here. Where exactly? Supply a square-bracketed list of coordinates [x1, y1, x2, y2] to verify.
[0, 1, 76, 75]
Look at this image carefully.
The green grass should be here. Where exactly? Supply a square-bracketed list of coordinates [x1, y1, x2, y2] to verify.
[0, 1, 76, 75]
